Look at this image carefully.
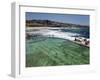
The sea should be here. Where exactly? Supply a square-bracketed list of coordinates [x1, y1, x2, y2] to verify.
[26, 27, 90, 40]
[50, 27, 89, 38]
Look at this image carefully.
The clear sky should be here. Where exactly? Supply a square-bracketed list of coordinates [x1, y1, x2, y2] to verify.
[26, 12, 89, 26]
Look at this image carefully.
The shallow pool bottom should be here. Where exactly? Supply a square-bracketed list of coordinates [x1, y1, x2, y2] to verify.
[26, 37, 89, 67]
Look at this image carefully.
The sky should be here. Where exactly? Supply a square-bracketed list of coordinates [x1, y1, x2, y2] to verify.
[26, 12, 89, 26]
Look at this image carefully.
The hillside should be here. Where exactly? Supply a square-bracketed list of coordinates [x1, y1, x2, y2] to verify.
[26, 19, 89, 28]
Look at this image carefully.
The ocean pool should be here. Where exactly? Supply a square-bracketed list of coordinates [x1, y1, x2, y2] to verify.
[26, 37, 89, 67]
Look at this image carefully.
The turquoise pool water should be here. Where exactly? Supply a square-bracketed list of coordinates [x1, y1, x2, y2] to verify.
[26, 37, 89, 67]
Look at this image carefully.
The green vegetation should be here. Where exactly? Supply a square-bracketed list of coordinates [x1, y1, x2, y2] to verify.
[26, 37, 89, 67]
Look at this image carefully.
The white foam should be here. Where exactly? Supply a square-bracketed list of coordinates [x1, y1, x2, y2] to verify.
[27, 28, 81, 41]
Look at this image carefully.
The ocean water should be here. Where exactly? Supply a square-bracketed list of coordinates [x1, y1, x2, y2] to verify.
[50, 27, 89, 38]
[62, 28, 89, 38]
[26, 27, 90, 44]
